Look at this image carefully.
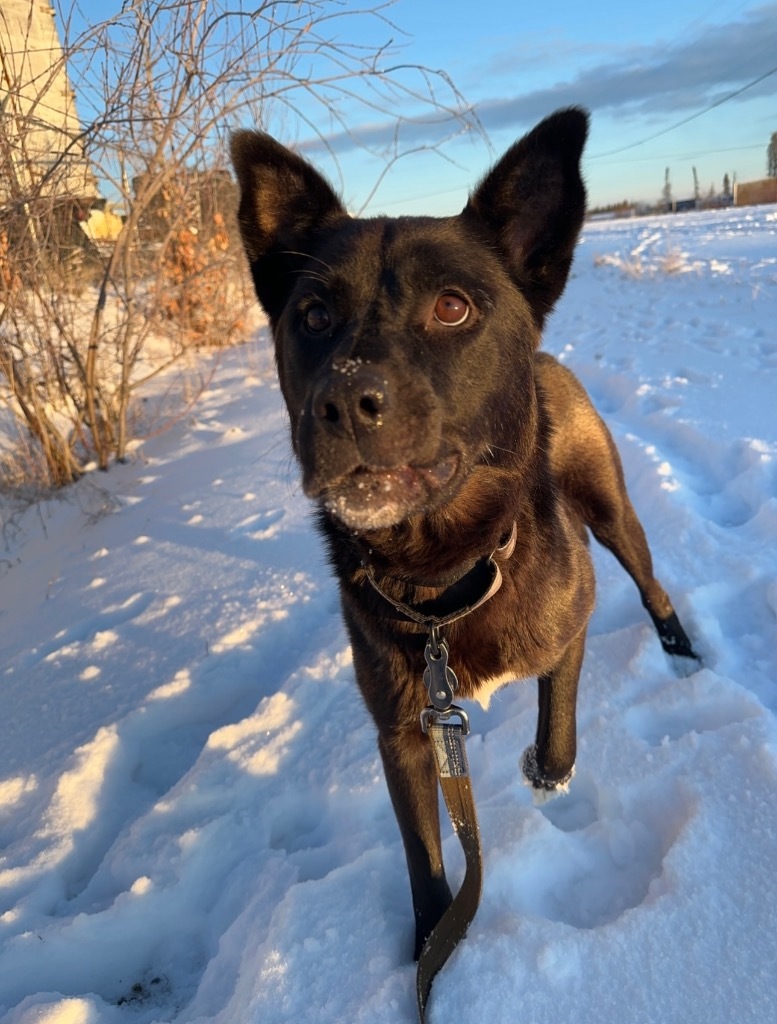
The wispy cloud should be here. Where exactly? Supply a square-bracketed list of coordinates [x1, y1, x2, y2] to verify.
[304, 4, 777, 154]
[475, 4, 777, 129]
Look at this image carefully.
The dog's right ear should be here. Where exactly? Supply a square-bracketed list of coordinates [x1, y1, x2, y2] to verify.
[230, 131, 347, 323]
[463, 107, 589, 330]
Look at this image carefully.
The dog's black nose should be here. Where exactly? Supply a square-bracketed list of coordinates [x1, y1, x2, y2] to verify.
[312, 367, 389, 435]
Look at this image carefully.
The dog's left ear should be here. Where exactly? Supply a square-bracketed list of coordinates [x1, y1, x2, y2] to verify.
[230, 131, 347, 323]
[463, 107, 589, 328]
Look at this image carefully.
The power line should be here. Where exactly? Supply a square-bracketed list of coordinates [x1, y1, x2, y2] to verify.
[369, 139, 766, 210]
[370, 30, 777, 209]
[590, 62, 777, 159]
[598, 142, 764, 165]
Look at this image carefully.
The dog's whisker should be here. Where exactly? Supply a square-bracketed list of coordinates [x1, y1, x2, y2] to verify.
[485, 442, 521, 458]
[289, 270, 327, 285]
[280, 249, 333, 274]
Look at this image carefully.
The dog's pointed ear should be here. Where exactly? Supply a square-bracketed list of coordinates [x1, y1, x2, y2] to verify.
[230, 131, 347, 322]
[463, 107, 589, 328]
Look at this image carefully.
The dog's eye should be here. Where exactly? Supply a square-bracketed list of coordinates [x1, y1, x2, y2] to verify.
[304, 303, 331, 334]
[433, 293, 469, 326]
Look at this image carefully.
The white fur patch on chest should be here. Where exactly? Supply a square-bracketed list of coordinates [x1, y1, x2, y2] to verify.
[472, 670, 520, 710]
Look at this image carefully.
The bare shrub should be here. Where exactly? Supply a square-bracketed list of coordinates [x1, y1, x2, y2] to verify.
[658, 248, 689, 274]
[593, 246, 694, 278]
[593, 252, 645, 278]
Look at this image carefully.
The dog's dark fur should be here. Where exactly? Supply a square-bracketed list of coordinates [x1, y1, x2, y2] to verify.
[231, 108, 697, 957]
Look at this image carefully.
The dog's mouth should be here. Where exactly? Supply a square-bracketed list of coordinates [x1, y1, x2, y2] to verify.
[311, 455, 460, 531]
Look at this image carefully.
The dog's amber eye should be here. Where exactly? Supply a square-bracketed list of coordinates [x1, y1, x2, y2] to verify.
[433, 293, 469, 326]
[304, 303, 331, 333]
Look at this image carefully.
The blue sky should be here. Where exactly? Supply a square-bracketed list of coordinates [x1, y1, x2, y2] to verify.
[63, 0, 777, 213]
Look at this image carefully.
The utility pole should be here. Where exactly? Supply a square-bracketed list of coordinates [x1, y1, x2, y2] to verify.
[662, 167, 672, 212]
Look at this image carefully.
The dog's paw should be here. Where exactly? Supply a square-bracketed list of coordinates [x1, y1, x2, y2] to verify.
[521, 745, 575, 805]
[655, 610, 701, 664]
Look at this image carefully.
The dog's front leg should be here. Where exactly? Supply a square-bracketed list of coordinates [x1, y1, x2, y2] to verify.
[378, 727, 453, 959]
[522, 631, 585, 798]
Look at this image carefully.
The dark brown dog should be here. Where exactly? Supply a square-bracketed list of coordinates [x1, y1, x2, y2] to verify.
[231, 107, 697, 958]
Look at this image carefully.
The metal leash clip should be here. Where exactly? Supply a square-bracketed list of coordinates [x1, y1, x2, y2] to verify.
[421, 626, 470, 735]
[420, 704, 470, 736]
[422, 626, 458, 712]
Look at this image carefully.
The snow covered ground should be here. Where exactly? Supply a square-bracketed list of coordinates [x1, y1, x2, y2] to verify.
[1, 204, 776, 1024]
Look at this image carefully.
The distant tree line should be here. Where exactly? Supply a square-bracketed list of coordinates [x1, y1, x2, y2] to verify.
[592, 127, 777, 218]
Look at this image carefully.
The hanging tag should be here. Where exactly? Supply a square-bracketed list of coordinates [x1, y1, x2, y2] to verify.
[423, 637, 458, 711]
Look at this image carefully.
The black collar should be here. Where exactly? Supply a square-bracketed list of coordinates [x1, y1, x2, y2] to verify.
[361, 522, 517, 630]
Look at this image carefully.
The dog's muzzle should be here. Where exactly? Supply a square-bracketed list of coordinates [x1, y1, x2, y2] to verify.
[298, 360, 458, 530]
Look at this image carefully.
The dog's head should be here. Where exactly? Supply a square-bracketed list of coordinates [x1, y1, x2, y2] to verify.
[231, 108, 588, 533]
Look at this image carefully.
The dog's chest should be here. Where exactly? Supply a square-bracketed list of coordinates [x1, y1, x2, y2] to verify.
[430, 566, 593, 704]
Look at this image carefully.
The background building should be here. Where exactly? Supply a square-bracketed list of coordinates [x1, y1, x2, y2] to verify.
[0, 0, 97, 205]
[734, 178, 777, 206]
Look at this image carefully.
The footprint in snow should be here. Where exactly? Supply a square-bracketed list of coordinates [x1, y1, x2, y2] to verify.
[268, 789, 338, 884]
[628, 426, 774, 530]
[26, 591, 157, 668]
[233, 507, 285, 541]
[495, 774, 692, 931]
[752, 339, 777, 369]
[540, 773, 599, 833]
[624, 669, 763, 747]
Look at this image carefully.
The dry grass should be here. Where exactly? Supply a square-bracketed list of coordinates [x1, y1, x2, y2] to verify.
[593, 245, 694, 277]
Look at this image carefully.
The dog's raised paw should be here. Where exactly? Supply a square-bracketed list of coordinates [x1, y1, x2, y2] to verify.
[521, 745, 575, 805]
